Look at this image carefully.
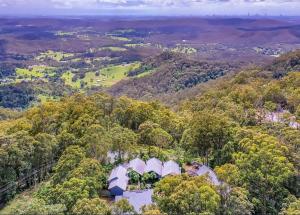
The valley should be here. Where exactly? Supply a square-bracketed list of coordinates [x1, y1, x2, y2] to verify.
[1, 17, 300, 108]
[0, 16, 299, 215]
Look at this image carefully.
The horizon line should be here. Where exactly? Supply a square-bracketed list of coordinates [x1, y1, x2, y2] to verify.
[1, 14, 300, 19]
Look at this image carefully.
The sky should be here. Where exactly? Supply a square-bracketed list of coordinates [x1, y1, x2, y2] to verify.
[0, 0, 299, 16]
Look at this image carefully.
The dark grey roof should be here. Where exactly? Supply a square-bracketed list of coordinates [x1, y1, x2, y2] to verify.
[115, 189, 153, 213]
[196, 165, 220, 186]
[162, 160, 181, 177]
[144, 158, 163, 176]
[108, 165, 127, 182]
[129, 158, 146, 175]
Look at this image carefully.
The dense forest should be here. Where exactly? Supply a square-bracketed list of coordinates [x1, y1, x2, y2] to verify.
[0, 50, 299, 214]
[109, 52, 239, 100]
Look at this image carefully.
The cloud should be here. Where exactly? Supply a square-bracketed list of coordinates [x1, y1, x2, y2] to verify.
[0, 0, 299, 15]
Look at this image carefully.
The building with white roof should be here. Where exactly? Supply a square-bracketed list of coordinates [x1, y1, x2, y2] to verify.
[115, 189, 153, 213]
[128, 158, 146, 175]
[196, 165, 221, 186]
[108, 176, 129, 196]
[162, 160, 181, 177]
[108, 165, 127, 182]
[108, 158, 182, 196]
[144, 158, 163, 177]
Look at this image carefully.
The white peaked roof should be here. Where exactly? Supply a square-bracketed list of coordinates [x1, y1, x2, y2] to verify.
[108, 165, 127, 182]
[108, 175, 129, 191]
[162, 160, 181, 177]
[144, 158, 163, 176]
[129, 158, 146, 175]
[196, 165, 220, 186]
[115, 189, 153, 213]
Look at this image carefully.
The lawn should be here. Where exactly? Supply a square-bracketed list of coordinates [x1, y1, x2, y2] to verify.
[62, 62, 140, 89]
[61, 71, 81, 89]
[98, 47, 127, 52]
[16, 65, 55, 80]
[136, 69, 156, 78]
[125, 43, 151, 48]
[100, 62, 140, 86]
[0, 184, 41, 215]
[55, 31, 76, 36]
[109, 36, 131, 42]
[36, 50, 74, 62]
[37, 94, 58, 103]
[16, 68, 43, 78]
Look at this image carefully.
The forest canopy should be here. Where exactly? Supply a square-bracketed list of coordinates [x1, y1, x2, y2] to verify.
[0, 50, 300, 215]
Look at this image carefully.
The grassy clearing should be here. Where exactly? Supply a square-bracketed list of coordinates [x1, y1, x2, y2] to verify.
[16, 68, 43, 78]
[37, 94, 58, 103]
[110, 29, 135, 34]
[36, 51, 74, 62]
[125, 43, 151, 48]
[0, 184, 39, 215]
[136, 69, 156, 78]
[55, 31, 76, 36]
[62, 62, 140, 89]
[98, 47, 127, 52]
[62, 71, 100, 89]
[82, 72, 101, 88]
[62, 71, 81, 89]
[100, 62, 140, 86]
[16, 65, 55, 81]
[170, 46, 197, 54]
[109, 36, 131, 42]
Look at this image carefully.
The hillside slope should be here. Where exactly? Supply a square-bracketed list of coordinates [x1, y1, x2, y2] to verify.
[108, 52, 239, 100]
[0, 50, 299, 215]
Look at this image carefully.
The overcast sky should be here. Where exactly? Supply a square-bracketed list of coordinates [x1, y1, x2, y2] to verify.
[0, 0, 299, 16]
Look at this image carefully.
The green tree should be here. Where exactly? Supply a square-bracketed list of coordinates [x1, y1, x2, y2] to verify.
[222, 187, 253, 215]
[111, 125, 137, 160]
[142, 204, 165, 215]
[52, 145, 86, 185]
[57, 131, 77, 153]
[81, 124, 112, 163]
[263, 84, 287, 106]
[51, 178, 90, 211]
[142, 172, 158, 185]
[128, 170, 141, 184]
[187, 111, 233, 165]
[9, 198, 66, 215]
[32, 133, 57, 168]
[115, 97, 155, 130]
[264, 101, 277, 112]
[72, 198, 111, 215]
[138, 121, 160, 146]
[234, 133, 294, 214]
[5, 132, 35, 178]
[154, 175, 220, 215]
[151, 127, 173, 150]
[111, 199, 135, 215]
[68, 158, 107, 195]
[280, 197, 300, 215]
[296, 105, 300, 119]
[215, 164, 241, 186]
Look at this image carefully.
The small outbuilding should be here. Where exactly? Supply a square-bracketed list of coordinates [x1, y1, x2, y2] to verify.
[162, 160, 181, 177]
